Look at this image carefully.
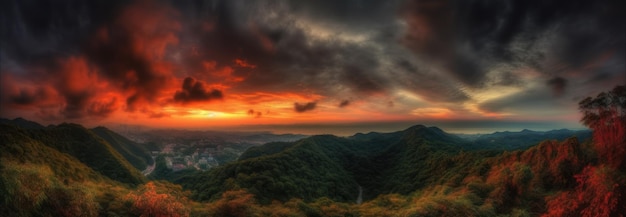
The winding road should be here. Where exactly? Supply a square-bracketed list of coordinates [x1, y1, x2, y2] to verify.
[142, 156, 156, 176]
[356, 185, 363, 205]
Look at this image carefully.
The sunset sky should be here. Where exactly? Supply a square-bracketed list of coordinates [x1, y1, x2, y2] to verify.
[1, 0, 624, 135]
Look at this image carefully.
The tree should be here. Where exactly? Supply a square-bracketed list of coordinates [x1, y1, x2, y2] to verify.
[578, 85, 626, 169]
[543, 85, 626, 217]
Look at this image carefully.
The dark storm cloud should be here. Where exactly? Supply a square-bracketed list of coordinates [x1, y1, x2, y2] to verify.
[168, 0, 399, 96]
[174, 77, 223, 103]
[2, 0, 624, 122]
[546, 77, 568, 97]
[59, 91, 92, 119]
[339, 100, 350, 108]
[342, 65, 386, 94]
[294, 102, 317, 113]
[401, 0, 625, 88]
[0, 0, 129, 64]
[247, 109, 262, 118]
[9, 87, 49, 105]
[87, 98, 118, 118]
[1, 0, 179, 116]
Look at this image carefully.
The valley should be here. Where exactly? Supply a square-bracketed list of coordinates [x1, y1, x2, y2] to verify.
[1, 114, 623, 216]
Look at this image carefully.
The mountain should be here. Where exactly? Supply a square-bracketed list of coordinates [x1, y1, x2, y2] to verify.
[91, 126, 154, 170]
[0, 123, 134, 216]
[237, 141, 296, 161]
[0, 124, 108, 183]
[0, 120, 145, 185]
[0, 117, 44, 129]
[173, 124, 607, 216]
[179, 135, 363, 203]
[177, 125, 483, 202]
[462, 128, 592, 150]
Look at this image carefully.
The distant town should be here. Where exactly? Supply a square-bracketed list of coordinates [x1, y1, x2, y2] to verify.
[117, 127, 308, 174]
[160, 140, 222, 171]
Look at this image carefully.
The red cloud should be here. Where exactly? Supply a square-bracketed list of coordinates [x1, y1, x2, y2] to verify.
[85, 0, 181, 111]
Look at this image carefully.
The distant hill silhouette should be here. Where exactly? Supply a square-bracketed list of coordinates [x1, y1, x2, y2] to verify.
[463, 128, 592, 150]
[0, 117, 45, 129]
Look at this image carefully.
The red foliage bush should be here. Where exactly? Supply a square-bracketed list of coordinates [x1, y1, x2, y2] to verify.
[543, 166, 624, 217]
[126, 182, 189, 217]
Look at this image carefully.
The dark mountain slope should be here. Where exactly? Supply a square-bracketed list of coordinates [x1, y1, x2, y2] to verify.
[91, 126, 154, 170]
[0, 117, 44, 129]
[238, 141, 296, 161]
[4, 122, 145, 185]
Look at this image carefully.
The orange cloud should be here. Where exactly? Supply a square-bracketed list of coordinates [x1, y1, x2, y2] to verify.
[411, 107, 453, 119]
[235, 59, 257, 69]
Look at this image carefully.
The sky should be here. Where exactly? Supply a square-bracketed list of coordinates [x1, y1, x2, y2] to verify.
[1, 0, 624, 135]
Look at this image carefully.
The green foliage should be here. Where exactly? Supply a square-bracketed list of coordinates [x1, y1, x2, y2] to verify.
[179, 135, 369, 203]
[0, 162, 99, 217]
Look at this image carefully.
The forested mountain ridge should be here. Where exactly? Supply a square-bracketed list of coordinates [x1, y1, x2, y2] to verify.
[178, 135, 364, 203]
[175, 124, 593, 205]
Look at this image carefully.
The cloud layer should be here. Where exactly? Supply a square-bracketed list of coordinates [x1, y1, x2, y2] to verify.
[1, 0, 624, 128]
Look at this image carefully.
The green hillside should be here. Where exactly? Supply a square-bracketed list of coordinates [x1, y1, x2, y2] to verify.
[91, 126, 154, 170]
[0, 124, 107, 183]
[179, 135, 365, 203]
[1, 124, 116, 216]
[2, 122, 145, 185]
[177, 125, 487, 202]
